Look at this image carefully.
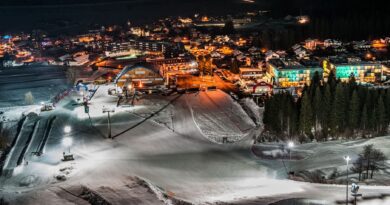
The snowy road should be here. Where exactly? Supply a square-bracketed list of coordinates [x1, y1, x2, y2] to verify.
[1, 85, 390, 205]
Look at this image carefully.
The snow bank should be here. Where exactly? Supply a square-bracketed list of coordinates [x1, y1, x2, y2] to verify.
[262, 149, 287, 158]
[186, 90, 255, 144]
[0, 105, 40, 122]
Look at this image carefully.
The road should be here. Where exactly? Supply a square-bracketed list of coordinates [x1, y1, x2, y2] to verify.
[213, 74, 238, 93]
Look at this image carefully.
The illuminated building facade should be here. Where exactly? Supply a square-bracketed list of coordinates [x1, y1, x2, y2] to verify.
[114, 63, 164, 88]
[267, 59, 323, 87]
[147, 57, 198, 85]
[105, 40, 174, 57]
[323, 58, 384, 83]
[239, 67, 264, 80]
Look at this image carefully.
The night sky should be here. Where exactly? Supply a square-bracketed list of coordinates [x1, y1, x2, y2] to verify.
[0, 0, 389, 39]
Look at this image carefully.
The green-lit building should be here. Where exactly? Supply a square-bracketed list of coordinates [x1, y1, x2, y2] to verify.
[323, 58, 384, 83]
[267, 59, 323, 87]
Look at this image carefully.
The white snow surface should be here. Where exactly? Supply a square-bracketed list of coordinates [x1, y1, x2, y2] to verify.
[186, 90, 255, 143]
[240, 97, 263, 125]
[1, 85, 390, 205]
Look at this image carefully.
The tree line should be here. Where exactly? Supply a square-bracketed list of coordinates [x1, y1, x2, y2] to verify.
[263, 72, 390, 142]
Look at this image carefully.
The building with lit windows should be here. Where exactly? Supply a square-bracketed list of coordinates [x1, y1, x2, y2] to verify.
[322, 57, 384, 83]
[114, 63, 164, 89]
[146, 57, 198, 85]
[104, 39, 176, 57]
[267, 59, 323, 87]
[239, 67, 264, 80]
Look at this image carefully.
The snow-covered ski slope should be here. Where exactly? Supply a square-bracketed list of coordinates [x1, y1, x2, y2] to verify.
[1, 85, 390, 205]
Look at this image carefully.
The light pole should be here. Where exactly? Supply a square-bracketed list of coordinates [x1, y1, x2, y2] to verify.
[102, 106, 115, 139]
[288, 141, 294, 161]
[288, 141, 294, 173]
[63, 137, 72, 153]
[63, 126, 72, 153]
[344, 155, 351, 205]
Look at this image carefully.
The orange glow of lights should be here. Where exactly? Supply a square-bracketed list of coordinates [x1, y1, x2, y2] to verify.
[298, 16, 310, 24]
[372, 40, 387, 48]
[201, 16, 209, 22]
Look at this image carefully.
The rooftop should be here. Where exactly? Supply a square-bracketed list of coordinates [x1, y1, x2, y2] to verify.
[268, 58, 321, 70]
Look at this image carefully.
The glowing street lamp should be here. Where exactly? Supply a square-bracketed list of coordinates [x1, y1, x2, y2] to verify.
[344, 155, 351, 205]
[64, 126, 71, 134]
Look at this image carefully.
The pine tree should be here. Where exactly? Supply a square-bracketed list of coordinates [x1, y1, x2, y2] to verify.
[223, 20, 235, 34]
[310, 71, 321, 96]
[386, 89, 390, 127]
[327, 70, 337, 91]
[377, 96, 386, 133]
[348, 90, 360, 132]
[322, 84, 332, 137]
[313, 86, 323, 137]
[334, 84, 347, 133]
[360, 104, 368, 132]
[299, 92, 313, 137]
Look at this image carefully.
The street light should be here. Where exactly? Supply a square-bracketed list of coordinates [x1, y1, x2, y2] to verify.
[64, 126, 71, 134]
[288, 141, 294, 161]
[344, 155, 351, 205]
[102, 106, 115, 139]
[62, 137, 72, 153]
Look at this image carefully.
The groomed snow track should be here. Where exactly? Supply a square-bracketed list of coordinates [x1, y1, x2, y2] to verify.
[0, 116, 26, 176]
[36, 116, 56, 155]
[1, 114, 38, 177]
[16, 121, 38, 166]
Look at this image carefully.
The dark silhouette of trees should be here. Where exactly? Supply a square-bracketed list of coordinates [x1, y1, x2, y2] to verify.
[352, 144, 387, 181]
[223, 20, 235, 35]
[263, 71, 390, 141]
